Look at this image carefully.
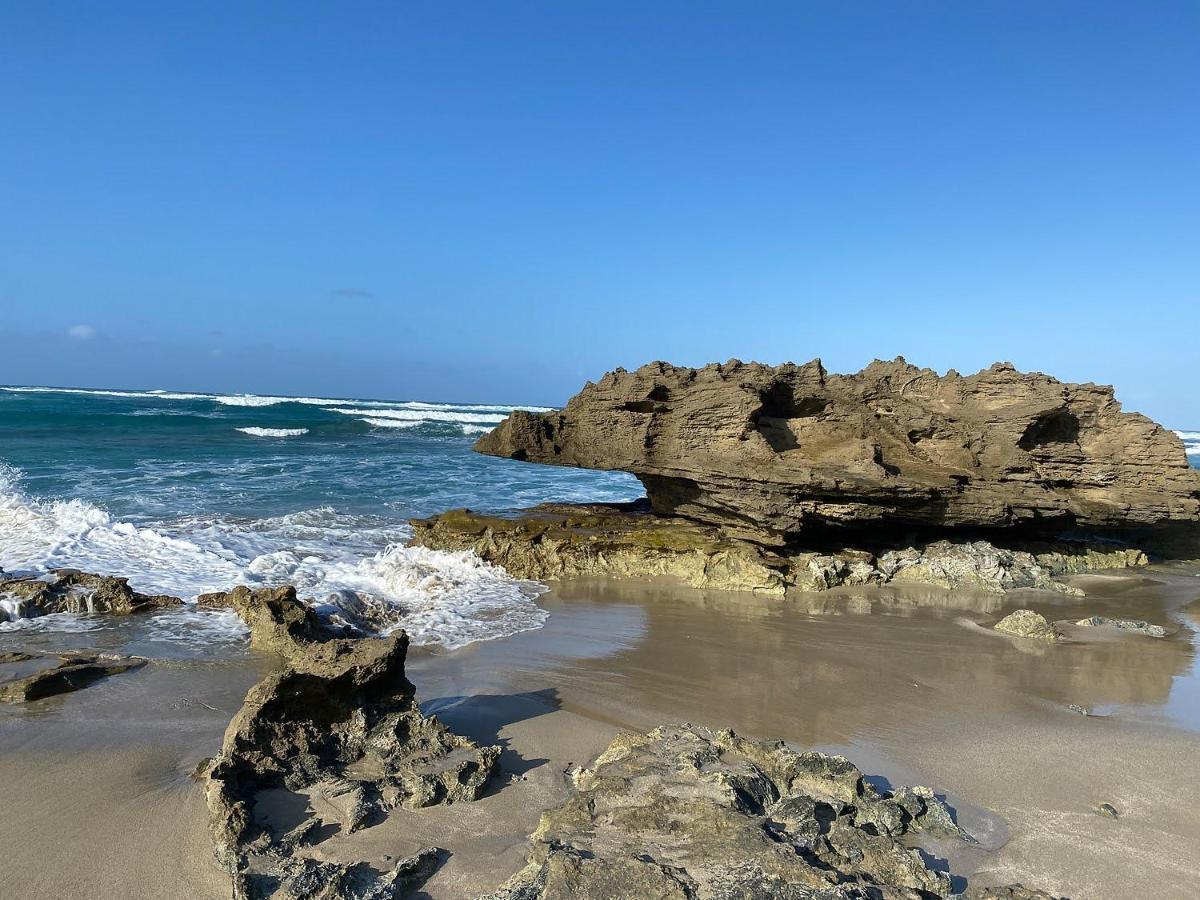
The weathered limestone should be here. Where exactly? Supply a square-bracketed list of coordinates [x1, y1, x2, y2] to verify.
[475, 359, 1200, 545]
[203, 586, 498, 899]
[410, 502, 1151, 596]
[483, 723, 1059, 900]
[0, 569, 181, 620]
[994, 609, 1062, 642]
[1075, 616, 1168, 638]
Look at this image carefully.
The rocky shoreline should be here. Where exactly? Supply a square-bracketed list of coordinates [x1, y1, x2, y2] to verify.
[412, 359, 1198, 598]
[410, 500, 1151, 596]
[2, 357, 1198, 898]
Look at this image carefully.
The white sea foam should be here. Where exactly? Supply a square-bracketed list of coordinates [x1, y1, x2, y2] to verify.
[236, 427, 309, 437]
[329, 408, 509, 424]
[461, 424, 492, 435]
[0, 463, 548, 649]
[360, 418, 421, 429]
[2, 386, 210, 401]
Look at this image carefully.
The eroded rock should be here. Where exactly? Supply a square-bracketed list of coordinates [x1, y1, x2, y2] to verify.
[205, 586, 498, 899]
[0, 569, 181, 620]
[1075, 616, 1167, 638]
[0, 652, 145, 703]
[475, 359, 1200, 546]
[411, 504, 1150, 596]
[482, 723, 1053, 900]
[994, 609, 1061, 642]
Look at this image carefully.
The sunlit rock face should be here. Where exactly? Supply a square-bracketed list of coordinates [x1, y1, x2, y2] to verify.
[476, 358, 1200, 547]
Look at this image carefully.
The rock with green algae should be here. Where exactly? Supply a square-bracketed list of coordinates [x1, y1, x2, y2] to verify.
[1074, 616, 1167, 638]
[410, 503, 1151, 597]
[480, 723, 1061, 900]
[994, 609, 1062, 641]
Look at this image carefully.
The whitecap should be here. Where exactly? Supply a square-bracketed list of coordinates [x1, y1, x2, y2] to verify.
[236, 427, 309, 437]
[329, 407, 508, 424]
[0, 464, 549, 649]
[360, 418, 422, 429]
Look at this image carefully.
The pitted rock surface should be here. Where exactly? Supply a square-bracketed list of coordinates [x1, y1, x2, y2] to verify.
[204, 586, 498, 899]
[481, 724, 1058, 900]
[0, 569, 181, 620]
[475, 358, 1200, 546]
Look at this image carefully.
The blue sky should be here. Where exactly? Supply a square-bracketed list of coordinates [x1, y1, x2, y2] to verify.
[1, 2, 1196, 420]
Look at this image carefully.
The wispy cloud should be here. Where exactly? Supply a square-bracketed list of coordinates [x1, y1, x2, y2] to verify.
[67, 324, 96, 341]
[330, 287, 374, 300]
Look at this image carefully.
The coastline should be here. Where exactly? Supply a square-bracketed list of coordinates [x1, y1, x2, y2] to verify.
[3, 568, 1198, 898]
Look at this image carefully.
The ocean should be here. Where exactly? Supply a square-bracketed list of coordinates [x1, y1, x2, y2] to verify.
[0, 385, 640, 649]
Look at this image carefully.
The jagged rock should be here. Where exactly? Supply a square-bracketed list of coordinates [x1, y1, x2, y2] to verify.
[261, 848, 444, 900]
[1075, 616, 1167, 637]
[994, 609, 1061, 641]
[0, 652, 145, 702]
[411, 504, 1149, 596]
[198, 585, 347, 655]
[481, 724, 1050, 900]
[0, 569, 181, 620]
[475, 359, 1200, 546]
[206, 586, 498, 899]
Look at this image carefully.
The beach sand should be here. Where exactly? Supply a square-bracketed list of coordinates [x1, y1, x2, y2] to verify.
[2, 569, 1198, 898]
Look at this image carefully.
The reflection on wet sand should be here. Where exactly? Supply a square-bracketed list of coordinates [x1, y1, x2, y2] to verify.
[412, 572, 1197, 750]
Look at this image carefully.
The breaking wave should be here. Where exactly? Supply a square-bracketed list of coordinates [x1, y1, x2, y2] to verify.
[1176, 430, 1200, 458]
[0, 463, 547, 649]
[236, 427, 309, 437]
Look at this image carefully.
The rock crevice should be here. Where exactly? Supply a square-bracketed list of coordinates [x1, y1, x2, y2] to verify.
[475, 358, 1200, 546]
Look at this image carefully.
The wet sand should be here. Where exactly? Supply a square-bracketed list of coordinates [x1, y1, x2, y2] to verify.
[2, 568, 1199, 898]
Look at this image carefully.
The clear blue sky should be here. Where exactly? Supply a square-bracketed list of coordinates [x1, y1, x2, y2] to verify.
[1, 2, 1196, 421]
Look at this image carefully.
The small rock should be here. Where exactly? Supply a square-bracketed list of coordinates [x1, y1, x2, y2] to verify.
[0, 655, 145, 703]
[1097, 802, 1120, 819]
[1067, 704, 1091, 716]
[1075, 616, 1167, 638]
[994, 609, 1062, 641]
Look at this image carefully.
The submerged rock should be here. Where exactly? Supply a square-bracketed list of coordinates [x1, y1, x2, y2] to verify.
[411, 503, 1150, 596]
[205, 586, 498, 899]
[474, 358, 1200, 546]
[483, 724, 1055, 900]
[0, 652, 145, 703]
[994, 609, 1062, 641]
[1074, 616, 1167, 638]
[0, 569, 181, 620]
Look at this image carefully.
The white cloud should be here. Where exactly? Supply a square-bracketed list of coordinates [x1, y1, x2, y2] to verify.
[67, 324, 96, 341]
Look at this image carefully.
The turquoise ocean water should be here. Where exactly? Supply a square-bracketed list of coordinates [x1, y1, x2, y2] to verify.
[0, 385, 1195, 651]
[0, 385, 640, 648]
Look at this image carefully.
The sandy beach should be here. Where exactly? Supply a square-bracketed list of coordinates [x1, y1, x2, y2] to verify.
[3, 567, 1198, 899]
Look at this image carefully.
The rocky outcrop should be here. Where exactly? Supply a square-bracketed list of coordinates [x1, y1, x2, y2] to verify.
[0, 651, 146, 703]
[483, 723, 1058, 900]
[203, 586, 498, 899]
[410, 502, 1150, 596]
[1075, 616, 1168, 638]
[476, 359, 1200, 546]
[994, 609, 1061, 641]
[0, 569, 181, 620]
